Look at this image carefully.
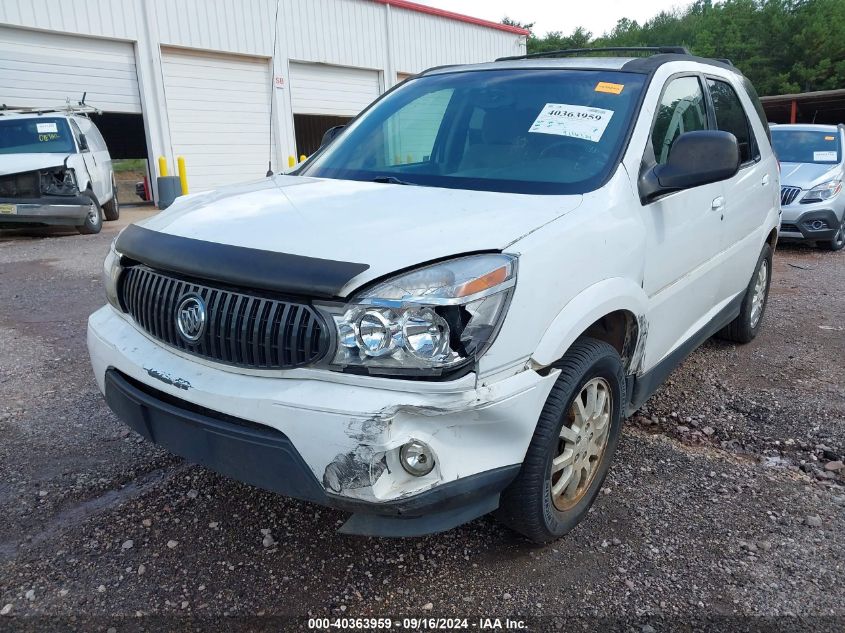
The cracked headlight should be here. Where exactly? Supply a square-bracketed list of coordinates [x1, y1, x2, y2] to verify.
[802, 179, 842, 203]
[323, 254, 516, 377]
[40, 167, 78, 196]
[104, 238, 123, 310]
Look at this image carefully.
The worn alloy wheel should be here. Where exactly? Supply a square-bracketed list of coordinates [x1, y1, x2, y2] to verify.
[717, 243, 772, 344]
[749, 258, 768, 329]
[551, 377, 612, 511]
[76, 191, 103, 235]
[497, 338, 624, 544]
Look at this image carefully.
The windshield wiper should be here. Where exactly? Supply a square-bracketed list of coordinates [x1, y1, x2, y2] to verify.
[372, 176, 417, 186]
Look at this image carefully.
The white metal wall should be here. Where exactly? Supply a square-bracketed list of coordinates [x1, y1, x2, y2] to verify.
[0, 25, 141, 113]
[160, 48, 272, 192]
[0, 0, 526, 197]
[289, 63, 381, 116]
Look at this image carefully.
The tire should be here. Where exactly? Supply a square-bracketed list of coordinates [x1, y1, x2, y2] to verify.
[76, 191, 103, 235]
[102, 180, 120, 221]
[820, 223, 844, 251]
[717, 243, 773, 343]
[497, 338, 625, 544]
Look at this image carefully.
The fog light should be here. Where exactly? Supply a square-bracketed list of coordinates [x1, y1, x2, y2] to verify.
[808, 219, 828, 231]
[399, 440, 435, 476]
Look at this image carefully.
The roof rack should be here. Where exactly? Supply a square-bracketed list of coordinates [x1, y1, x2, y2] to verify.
[0, 95, 101, 118]
[496, 46, 691, 62]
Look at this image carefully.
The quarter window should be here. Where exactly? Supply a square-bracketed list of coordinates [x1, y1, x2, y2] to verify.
[707, 78, 758, 163]
[651, 76, 708, 164]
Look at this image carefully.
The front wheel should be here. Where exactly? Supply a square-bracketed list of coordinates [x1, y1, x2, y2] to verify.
[497, 338, 624, 544]
[717, 243, 772, 343]
[76, 191, 103, 235]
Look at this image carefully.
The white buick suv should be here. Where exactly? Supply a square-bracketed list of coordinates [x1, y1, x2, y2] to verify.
[88, 47, 780, 543]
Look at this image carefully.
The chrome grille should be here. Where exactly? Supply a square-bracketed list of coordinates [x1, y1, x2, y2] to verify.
[119, 266, 328, 369]
[780, 186, 802, 206]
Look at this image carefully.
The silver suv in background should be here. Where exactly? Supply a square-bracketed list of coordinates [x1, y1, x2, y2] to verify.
[771, 123, 845, 251]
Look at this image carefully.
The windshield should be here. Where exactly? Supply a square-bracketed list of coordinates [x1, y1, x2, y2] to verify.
[300, 69, 646, 195]
[0, 117, 76, 155]
[771, 129, 841, 164]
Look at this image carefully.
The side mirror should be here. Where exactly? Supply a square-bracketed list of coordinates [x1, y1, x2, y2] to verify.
[640, 130, 739, 202]
[78, 133, 89, 152]
[320, 125, 345, 148]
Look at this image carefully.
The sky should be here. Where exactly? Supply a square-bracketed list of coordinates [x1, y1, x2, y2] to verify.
[416, 1, 695, 38]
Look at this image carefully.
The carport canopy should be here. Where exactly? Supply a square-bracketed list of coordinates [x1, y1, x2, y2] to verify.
[761, 89, 845, 125]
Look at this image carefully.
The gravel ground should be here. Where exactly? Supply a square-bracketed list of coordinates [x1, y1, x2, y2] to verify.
[0, 213, 842, 632]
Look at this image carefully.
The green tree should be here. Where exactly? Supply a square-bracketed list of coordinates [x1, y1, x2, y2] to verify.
[507, 0, 845, 95]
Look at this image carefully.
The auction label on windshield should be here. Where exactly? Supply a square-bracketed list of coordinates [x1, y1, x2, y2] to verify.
[36, 122, 58, 134]
[529, 103, 614, 142]
[814, 151, 837, 161]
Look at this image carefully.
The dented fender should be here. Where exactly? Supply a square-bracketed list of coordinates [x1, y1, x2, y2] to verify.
[530, 277, 649, 371]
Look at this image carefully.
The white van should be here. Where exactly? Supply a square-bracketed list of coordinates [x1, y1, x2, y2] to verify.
[88, 48, 780, 542]
[0, 109, 119, 234]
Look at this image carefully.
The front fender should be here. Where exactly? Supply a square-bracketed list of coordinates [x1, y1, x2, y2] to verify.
[531, 277, 649, 371]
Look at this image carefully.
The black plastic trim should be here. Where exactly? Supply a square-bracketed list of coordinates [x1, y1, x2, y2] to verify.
[115, 224, 369, 300]
[780, 209, 841, 241]
[627, 293, 743, 414]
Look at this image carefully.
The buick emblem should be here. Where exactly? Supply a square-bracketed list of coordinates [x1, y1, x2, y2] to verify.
[176, 294, 206, 343]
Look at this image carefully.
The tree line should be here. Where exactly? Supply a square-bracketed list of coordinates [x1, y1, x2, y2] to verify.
[504, 0, 845, 96]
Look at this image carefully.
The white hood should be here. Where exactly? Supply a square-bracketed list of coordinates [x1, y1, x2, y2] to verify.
[139, 175, 582, 290]
[0, 152, 71, 176]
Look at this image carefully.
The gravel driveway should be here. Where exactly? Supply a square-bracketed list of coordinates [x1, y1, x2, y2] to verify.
[0, 210, 842, 631]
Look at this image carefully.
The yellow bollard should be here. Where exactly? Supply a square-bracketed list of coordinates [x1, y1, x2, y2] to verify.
[288, 155, 296, 168]
[299, 154, 307, 163]
[158, 156, 168, 177]
[177, 156, 188, 195]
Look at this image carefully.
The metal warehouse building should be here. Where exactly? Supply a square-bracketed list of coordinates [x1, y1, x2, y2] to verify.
[0, 0, 527, 198]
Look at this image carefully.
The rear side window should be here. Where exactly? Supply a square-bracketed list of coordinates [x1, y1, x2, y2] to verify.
[651, 76, 708, 164]
[707, 78, 758, 163]
[741, 77, 771, 145]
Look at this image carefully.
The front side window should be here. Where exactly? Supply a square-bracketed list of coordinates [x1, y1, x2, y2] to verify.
[300, 69, 647, 195]
[707, 78, 757, 163]
[651, 76, 708, 164]
[771, 129, 842, 165]
[0, 117, 76, 155]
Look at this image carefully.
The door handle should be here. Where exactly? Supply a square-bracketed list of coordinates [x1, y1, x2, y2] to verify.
[711, 196, 725, 211]
[762, 174, 770, 186]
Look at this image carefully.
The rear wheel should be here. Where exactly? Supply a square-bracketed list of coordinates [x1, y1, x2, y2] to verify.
[717, 243, 772, 343]
[102, 180, 120, 221]
[76, 191, 103, 235]
[820, 224, 845, 251]
[497, 338, 624, 544]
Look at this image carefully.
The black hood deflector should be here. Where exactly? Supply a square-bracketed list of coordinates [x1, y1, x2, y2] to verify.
[115, 224, 369, 299]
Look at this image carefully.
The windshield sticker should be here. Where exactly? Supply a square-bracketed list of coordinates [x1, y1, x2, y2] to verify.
[36, 122, 58, 134]
[814, 150, 837, 161]
[529, 103, 614, 142]
[824, 135, 835, 141]
[595, 81, 624, 95]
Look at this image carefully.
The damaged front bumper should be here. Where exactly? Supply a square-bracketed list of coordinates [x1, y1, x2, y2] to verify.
[0, 194, 91, 227]
[88, 306, 559, 536]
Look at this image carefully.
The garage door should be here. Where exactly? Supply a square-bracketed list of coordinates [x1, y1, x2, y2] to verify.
[289, 63, 381, 116]
[0, 26, 141, 113]
[161, 48, 272, 192]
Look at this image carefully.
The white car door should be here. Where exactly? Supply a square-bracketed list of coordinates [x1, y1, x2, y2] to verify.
[706, 75, 777, 301]
[639, 75, 726, 368]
